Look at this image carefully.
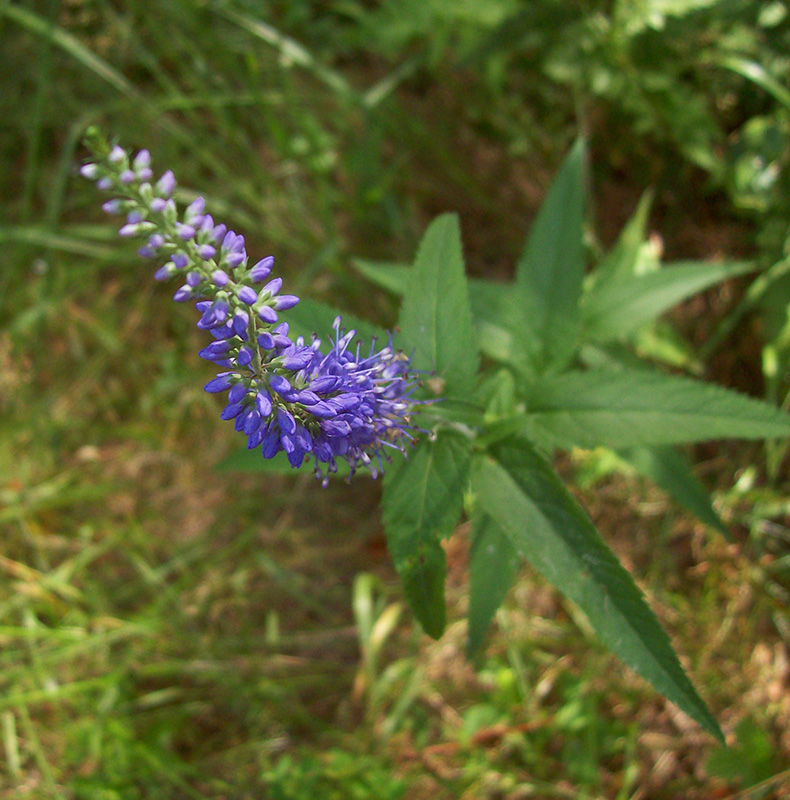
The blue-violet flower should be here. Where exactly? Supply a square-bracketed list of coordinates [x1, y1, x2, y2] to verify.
[81, 141, 419, 483]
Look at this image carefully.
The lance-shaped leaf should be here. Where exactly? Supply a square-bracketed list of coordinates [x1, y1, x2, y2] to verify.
[355, 258, 514, 364]
[618, 446, 730, 539]
[589, 189, 654, 288]
[285, 297, 388, 344]
[382, 433, 472, 638]
[581, 261, 756, 344]
[512, 139, 586, 375]
[472, 440, 723, 741]
[352, 258, 409, 295]
[398, 214, 478, 398]
[468, 512, 520, 656]
[525, 369, 790, 449]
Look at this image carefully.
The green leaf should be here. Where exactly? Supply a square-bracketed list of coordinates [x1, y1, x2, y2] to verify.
[352, 258, 409, 295]
[589, 190, 653, 287]
[467, 513, 520, 656]
[472, 439, 723, 741]
[617, 446, 730, 539]
[718, 54, 790, 111]
[512, 139, 586, 374]
[582, 261, 756, 344]
[285, 297, 388, 345]
[398, 214, 478, 397]
[354, 259, 515, 364]
[525, 369, 790, 449]
[382, 433, 472, 638]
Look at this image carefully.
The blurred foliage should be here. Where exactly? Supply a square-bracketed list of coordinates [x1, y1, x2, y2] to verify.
[3, 0, 790, 797]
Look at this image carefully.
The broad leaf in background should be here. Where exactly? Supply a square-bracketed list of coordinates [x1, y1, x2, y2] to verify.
[588, 189, 653, 288]
[617, 446, 730, 539]
[467, 513, 520, 656]
[472, 438, 724, 741]
[354, 258, 514, 364]
[512, 138, 586, 375]
[398, 214, 478, 398]
[285, 297, 388, 345]
[382, 433, 472, 638]
[525, 369, 790, 449]
[351, 258, 408, 295]
[582, 260, 755, 344]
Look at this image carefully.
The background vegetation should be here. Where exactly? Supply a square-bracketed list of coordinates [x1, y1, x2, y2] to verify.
[2, 0, 790, 797]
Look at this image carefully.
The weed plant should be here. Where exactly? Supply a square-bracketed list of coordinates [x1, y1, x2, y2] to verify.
[2, 2, 790, 798]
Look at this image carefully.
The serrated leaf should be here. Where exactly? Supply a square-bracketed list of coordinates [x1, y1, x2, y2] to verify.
[617, 446, 729, 538]
[468, 513, 520, 656]
[512, 139, 586, 374]
[582, 261, 756, 343]
[382, 433, 472, 638]
[398, 214, 478, 397]
[525, 369, 790, 448]
[472, 440, 723, 741]
[352, 259, 516, 364]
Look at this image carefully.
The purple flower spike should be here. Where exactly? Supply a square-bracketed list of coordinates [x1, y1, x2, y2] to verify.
[258, 306, 278, 324]
[243, 409, 262, 436]
[257, 332, 275, 350]
[228, 383, 247, 404]
[108, 145, 126, 164]
[177, 224, 196, 241]
[237, 286, 258, 305]
[255, 391, 272, 416]
[211, 269, 229, 287]
[186, 197, 205, 219]
[173, 285, 193, 302]
[204, 374, 236, 393]
[220, 402, 245, 420]
[281, 350, 313, 371]
[277, 407, 297, 435]
[86, 139, 419, 483]
[250, 256, 274, 281]
[232, 310, 249, 337]
[270, 375, 293, 398]
[295, 424, 313, 452]
[134, 150, 151, 169]
[261, 428, 281, 459]
[81, 163, 100, 180]
[237, 346, 254, 366]
[262, 277, 282, 297]
[274, 295, 300, 311]
[283, 439, 305, 468]
[156, 170, 176, 196]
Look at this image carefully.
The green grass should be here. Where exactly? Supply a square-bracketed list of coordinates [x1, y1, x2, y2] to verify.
[2, 1, 790, 798]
